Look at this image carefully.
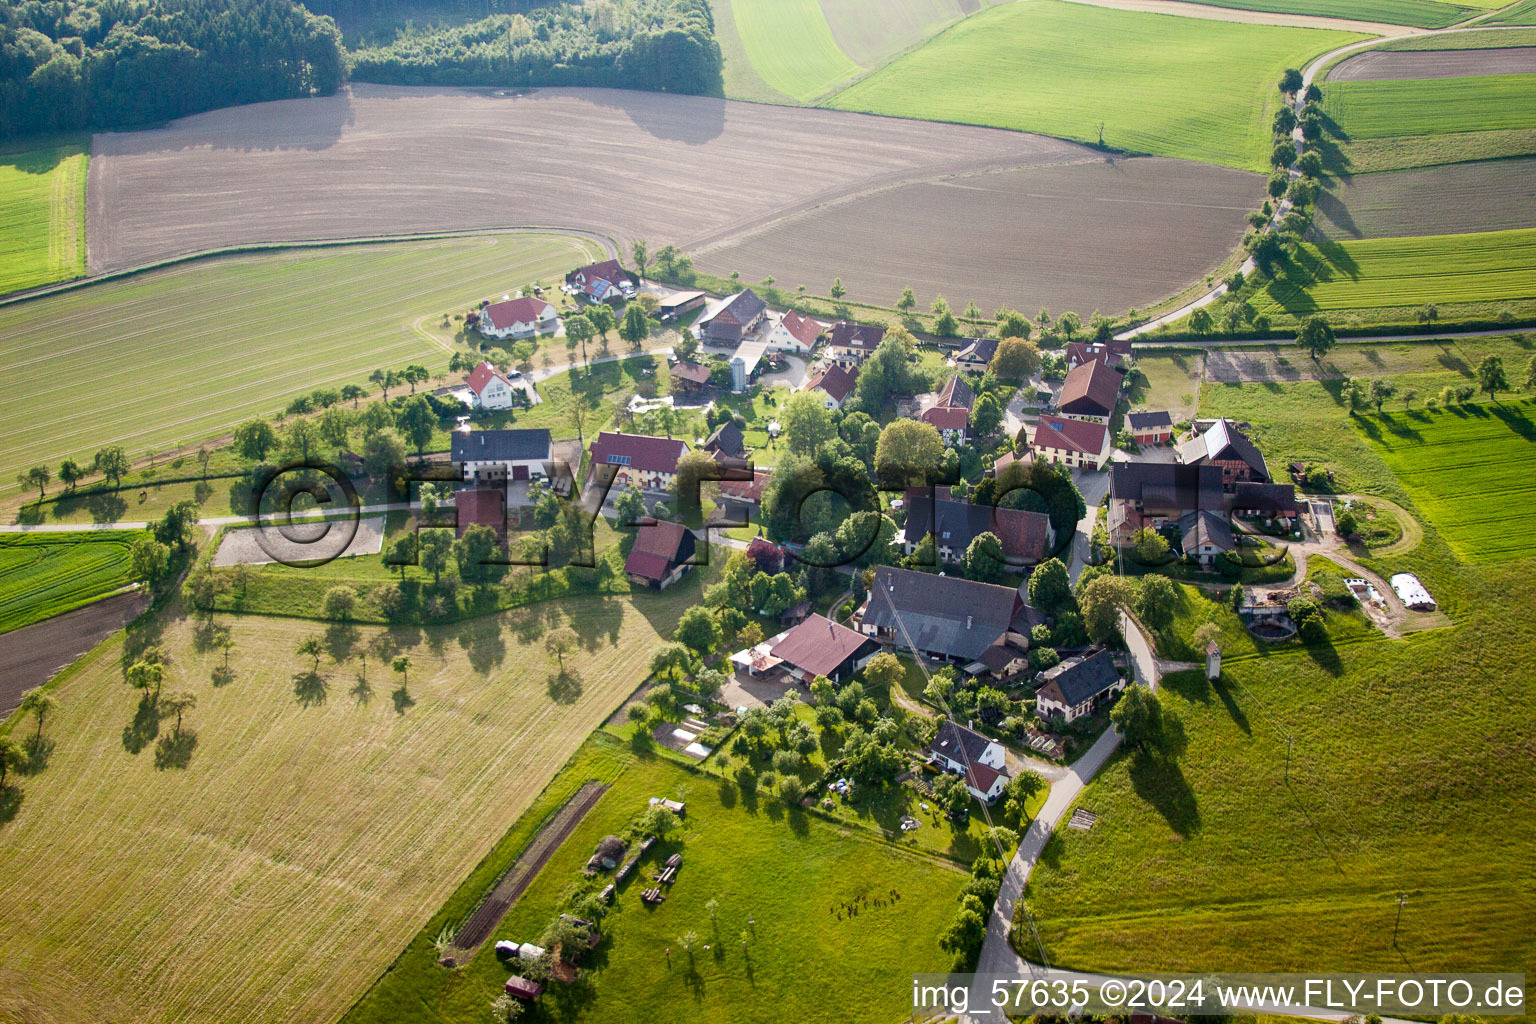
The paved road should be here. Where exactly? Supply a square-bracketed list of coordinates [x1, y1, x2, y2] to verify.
[1066, 469, 1110, 584]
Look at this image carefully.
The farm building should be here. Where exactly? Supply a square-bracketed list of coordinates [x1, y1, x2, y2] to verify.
[1127, 410, 1174, 445]
[1054, 358, 1121, 423]
[921, 405, 969, 446]
[899, 489, 1053, 569]
[924, 721, 1010, 803]
[589, 432, 690, 492]
[1390, 573, 1436, 611]
[1031, 416, 1112, 470]
[1035, 648, 1124, 723]
[454, 487, 506, 540]
[803, 364, 858, 410]
[479, 296, 557, 340]
[717, 466, 771, 508]
[1107, 462, 1224, 543]
[731, 613, 879, 684]
[465, 360, 518, 410]
[1178, 418, 1269, 488]
[1179, 509, 1234, 566]
[989, 448, 1033, 477]
[953, 336, 998, 371]
[730, 339, 770, 392]
[624, 519, 697, 590]
[670, 360, 712, 395]
[698, 289, 767, 344]
[566, 259, 636, 303]
[657, 290, 706, 320]
[765, 310, 823, 352]
[504, 977, 544, 1002]
[1230, 481, 1301, 525]
[451, 428, 553, 484]
[857, 566, 1040, 664]
[703, 421, 746, 458]
[825, 320, 885, 366]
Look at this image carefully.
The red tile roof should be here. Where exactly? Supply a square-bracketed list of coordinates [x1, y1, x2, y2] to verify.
[778, 311, 823, 347]
[456, 487, 506, 538]
[466, 360, 510, 395]
[718, 467, 770, 504]
[922, 405, 969, 432]
[482, 296, 554, 331]
[964, 760, 1006, 797]
[1033, 417, 1109, 456]
[768, 613, 872, 678]
[1057, 359, 1122, 417]
[806, 364, 858, 403]
[589, 432, 689, 476]
[624, 519, 695, 582]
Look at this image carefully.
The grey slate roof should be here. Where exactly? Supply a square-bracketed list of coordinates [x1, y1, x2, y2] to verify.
[928, 720, 995, 765]
[863, 566, 1038, 662]
[1180, 509, 1234, 553]
[1181, 418, 1269, 480]
[451, 429, 552, 463]
[704, 421, 745, 456]
[1038, 647, 1121, 706]
[1110, 462, 1224, 516]
[1127, 410, 1173, 430]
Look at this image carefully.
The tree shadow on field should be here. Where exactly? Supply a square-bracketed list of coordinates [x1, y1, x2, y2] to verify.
[0, 785, 22, 825]
[548, 668, 584, 705]
[351, 673, 373, 704]
[1212, 675, 1251, 735]
[293, 670, 328, 707]
[154, 729, 197, 770]
[21, 735, 54, 776]
[1129, 749, 1200, 838]
[391, 685, 415, 715]
[455, 616, 506, 675]
[122, 697, 160, 754]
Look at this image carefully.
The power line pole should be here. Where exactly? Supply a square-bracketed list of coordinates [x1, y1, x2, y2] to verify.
[1392, 893, 1409, 946]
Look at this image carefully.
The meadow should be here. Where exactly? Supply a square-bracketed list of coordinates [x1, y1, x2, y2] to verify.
[1484, 0, 1536, 23]
[0, 233, 605, 502]
[1252, 228, 1536, 327]
[1128, 350, 1205, 423]
[826, 0, 1363, 171]
[342, 731, 969, 1024]
[0, 531, 141, 633]
[0, 581, 700, 1024]
[727, 0, 863, 101]
[819, 0, 979, 67]
[1167, 0, 1477, 27]
[1357, 401, 1536, 563]
[1322, 73, 1536, 139]
[0, 140, 87, 296]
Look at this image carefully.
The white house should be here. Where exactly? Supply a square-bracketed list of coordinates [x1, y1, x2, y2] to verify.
[480, 296, 558, 340]
[803, 364, 857, 411]
[466, 361, 516, 410]
[765, 310, 823, 353]
[1035, 648, 1124, 723]
[451, 428, 553, 483]
[925, 720, 1009, 804]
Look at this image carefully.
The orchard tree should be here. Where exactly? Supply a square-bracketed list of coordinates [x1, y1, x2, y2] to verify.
[990, 336, 1040, 381]
[1297, 314, 1336, 362]
[233, 420, 278, 463]
[619, 303, 650, 351]
[18, 464, 49, 499]
[18, 687, 56, 741]
[897, 286, 916, 311]
[1478, 354, 1509, 401]
[58, 458, 84, 492]
[544, 625, 580, 671]
[1111, 683, 1164, 751]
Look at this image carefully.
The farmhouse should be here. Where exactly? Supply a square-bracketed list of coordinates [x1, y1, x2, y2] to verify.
[732, 613, 879, 684]
[589, 432, 690, 492]
[1065, 338, 1132, 373]
[1107, 462, 1224, 543]
[703, 421, 746, 458]
[624, 519, 697, 590]
[825, 320, 885, 366]
[953, 337, 998, 371]
[1127, 410, 1174, 445]
[1178, 418, 1269, 488]
[803, 364, 858, 410]
[1231, 481, 1301, 524]
[989, 448, 1033, 477]
[1035, 647, 1124, 723]
[900, 489, 1053, 569]
[765, 310, 823, 353]
[1054, 358, 1121, 423]
[921, 405, 969, 446]
[455, 487, 506, 540]
[657, 290, 706, 320]
[670, 360, 712, 395]
[479, 296, 557, 340]
[465, 360, 517, 411]
[1179, 509, 1234, 566]
[858, 566, 1040, 664]
[1031, 417, 1112, 470]
[451, 428, 553, 483]
[566, 259, 636, 302]
[924, 720, 1010, 803]
[699, 289, 767, 344]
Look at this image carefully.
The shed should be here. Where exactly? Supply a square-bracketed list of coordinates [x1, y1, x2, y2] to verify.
[504, 977, 544, 1001]
[649, 797, 686, 817]
[1389, 573, 1436, 611]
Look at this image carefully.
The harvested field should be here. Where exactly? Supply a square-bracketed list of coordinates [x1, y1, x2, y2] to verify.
[1311, 157, 1536, 239]
[1485, 0, 1536, 24]
[694, 158, 1261, 316]
[87, 84, 1094, 274]
[0, 589, 146, 715]
[1328, 45, 1536, 80]
[821, 0, 978, 66]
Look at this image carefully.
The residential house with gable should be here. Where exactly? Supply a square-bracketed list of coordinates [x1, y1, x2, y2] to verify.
[588, 432, 690, 493]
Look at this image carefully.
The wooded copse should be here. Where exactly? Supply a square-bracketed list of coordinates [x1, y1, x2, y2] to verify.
[0, 0, 345, 136]
[346, 0, 721, 94]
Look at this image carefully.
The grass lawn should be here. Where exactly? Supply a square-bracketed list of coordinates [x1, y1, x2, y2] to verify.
[1251, 228, 1536, 328]
[0, 138, 87, 296]
[1354, 400, 1536, 563]
[1322, 74, 1536, 139]
[825, 0, 1362, 171]
[1166, 0, 1476, 26]
[1128, 350, 1204, 424]
[0, 582, 699, 1024]
[0, 232, 606, 502]
[0, 530, 142, 633]
[728, 0, 863, 102]
[342, 730, 968, 1024]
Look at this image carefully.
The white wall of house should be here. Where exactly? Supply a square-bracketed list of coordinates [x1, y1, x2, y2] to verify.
[460, 458, 546, 482]
[765, 324, 812, 353]
[472, 377, 514, 410]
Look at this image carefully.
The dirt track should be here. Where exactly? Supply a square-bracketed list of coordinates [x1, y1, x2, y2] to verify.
[0, 590, 147, 715]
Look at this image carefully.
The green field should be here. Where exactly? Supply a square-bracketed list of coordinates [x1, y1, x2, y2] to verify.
[1323, 73, 1536, 138]
[343, 732, 968, 1024]
[1484, 0, 1536, 23]
[729, 0, 863, 101]
[819, 0, 978, 67]
[1358, 402, 1536, 563]
[1254, 228, 1536, 325]
[1169, 0, 1477, 27]
[0, 232, 606, 502]
[0, 141, 87, 297]
[826, 0, 1362, 171]
[0, 531, 141, 633]
[1378, 24, 1536, 44]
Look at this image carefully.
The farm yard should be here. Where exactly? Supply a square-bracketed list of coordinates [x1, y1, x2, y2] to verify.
[0, 232, 604, 501]
[84, 85, 1091, 274]
[825, 0, 1363, 171]
[343, 733, 968, 1024]
[0, 139, 87, 296]
[1358, 401, 1536, 563]
[0, 531, 141, 634]
[694, 158, 1261, 317]
[1309, 156, 1536, 239]
[0, 584, 701, 1024]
